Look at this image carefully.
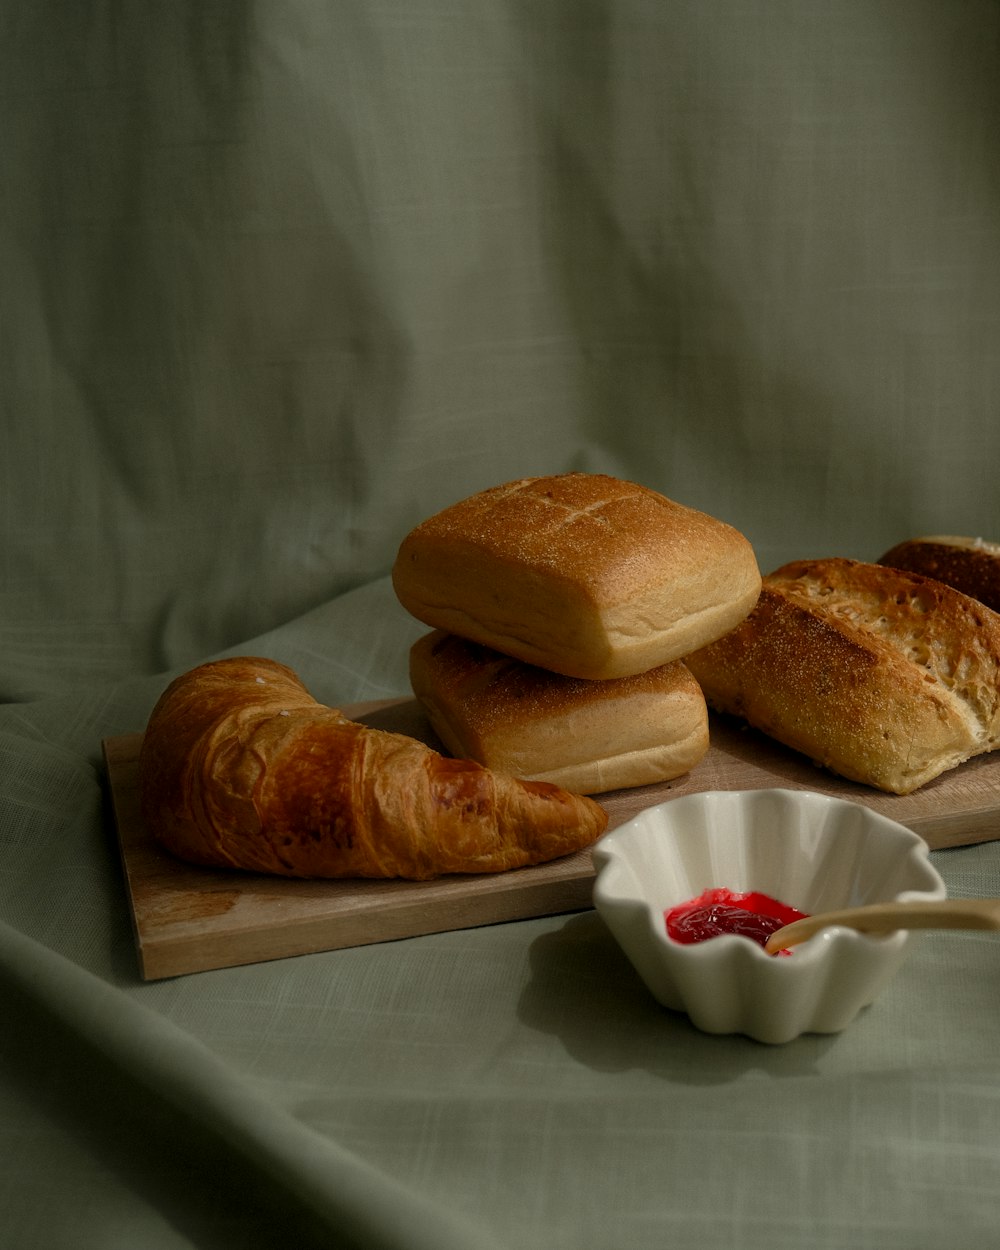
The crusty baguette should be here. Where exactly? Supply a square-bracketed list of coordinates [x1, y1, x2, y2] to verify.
[879, 535, 1000, 613]
[409, 630, 709, 795]
[685, 558, 1000, 795]
[138, 656, 607, 880]
[392, 473, 761, 680]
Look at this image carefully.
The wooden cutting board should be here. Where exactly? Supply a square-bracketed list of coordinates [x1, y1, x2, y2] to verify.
[103, 698, 1000, 980]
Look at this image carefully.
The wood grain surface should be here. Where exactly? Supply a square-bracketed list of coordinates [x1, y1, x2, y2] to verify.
[103, 698, 1000, 981]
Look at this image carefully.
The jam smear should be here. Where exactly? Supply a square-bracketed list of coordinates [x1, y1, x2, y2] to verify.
[665, 887, 809, 956]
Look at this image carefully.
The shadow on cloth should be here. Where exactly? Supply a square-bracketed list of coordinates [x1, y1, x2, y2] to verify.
[518, 910, 841, 1081]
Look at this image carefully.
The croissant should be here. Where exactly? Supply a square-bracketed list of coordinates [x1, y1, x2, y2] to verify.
[138, 656, 608, 880]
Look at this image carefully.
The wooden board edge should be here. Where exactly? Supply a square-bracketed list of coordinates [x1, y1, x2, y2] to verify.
[904, 805, 1000, 851]
[136, 874, 596, 980]
[101, 735, 150, 969]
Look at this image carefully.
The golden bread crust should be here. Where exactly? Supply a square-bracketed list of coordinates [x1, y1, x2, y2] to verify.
[879, 535, 1000, 614]
[392, 473, 761, 679]
[409, 630, 709, 794]
[686, 558, 1000, 794]
[138, 656, 607, 879]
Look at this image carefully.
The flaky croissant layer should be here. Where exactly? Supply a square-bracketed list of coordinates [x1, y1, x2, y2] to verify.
[139, 656, 608, 879]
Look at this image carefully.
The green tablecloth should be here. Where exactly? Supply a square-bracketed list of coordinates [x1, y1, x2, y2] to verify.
[3, 4, 1000, 1246]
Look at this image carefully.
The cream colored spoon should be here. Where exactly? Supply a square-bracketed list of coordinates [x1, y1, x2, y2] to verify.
[764, 897, 1000, 956]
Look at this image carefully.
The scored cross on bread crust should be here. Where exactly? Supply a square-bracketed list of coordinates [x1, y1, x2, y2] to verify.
[392, 474, 761, 680]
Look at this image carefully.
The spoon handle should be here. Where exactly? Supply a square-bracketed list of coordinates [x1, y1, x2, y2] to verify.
[764, 897, 1000, 955]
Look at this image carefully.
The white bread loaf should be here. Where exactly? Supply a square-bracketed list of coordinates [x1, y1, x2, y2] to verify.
[392, 473, 761, 681]
[409, 630, 709, 794]
[879, 535, 1000, 614]
[685, 557, 1000, 795]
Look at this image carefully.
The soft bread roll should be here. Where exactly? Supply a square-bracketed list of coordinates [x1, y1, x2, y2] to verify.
[879, 535, 1000, 613]
[139, 656, 607, 880]
[409, 630, 710, 795]
[392, 473, 761, 680]
[685, 557, 1000, 795]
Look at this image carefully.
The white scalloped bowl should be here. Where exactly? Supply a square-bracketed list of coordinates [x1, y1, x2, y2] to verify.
[592, 789, 946, 1044]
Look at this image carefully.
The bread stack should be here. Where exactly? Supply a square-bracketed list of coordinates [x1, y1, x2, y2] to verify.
[393, 483, 1000, 799]
[391, 473, 762, 794]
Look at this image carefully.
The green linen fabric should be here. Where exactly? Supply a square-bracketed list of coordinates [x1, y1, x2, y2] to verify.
[3, 2, 1000, 1247]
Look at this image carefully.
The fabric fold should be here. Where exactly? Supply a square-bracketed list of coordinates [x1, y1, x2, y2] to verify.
[1, 920, 504, 1250]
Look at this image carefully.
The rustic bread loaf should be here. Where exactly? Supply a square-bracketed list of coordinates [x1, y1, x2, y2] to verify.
[879, 535, 1000, 613]
[410, 630, 709, 794]
[392, 473, 761, 680]
[685, 557, 1000, 794]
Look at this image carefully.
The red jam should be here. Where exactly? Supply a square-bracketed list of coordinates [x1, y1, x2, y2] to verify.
[665, 888, 809, 956]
